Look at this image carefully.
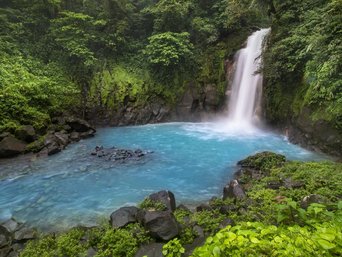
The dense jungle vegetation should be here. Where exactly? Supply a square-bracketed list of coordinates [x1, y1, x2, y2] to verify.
[1, 0, 341, 255]
[0, 0, 268, 133]
[1, 0, 340, 135]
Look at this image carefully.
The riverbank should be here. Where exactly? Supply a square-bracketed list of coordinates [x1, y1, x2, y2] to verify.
[1, 151, 341, 256]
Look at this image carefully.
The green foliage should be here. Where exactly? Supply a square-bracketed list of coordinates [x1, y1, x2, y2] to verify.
[238, 151, 286, 171]
[20, 223, 151, 257]
[191, 221, 342, 256]
[274, 161, 342, 202]
[144, 32, 194, 83]
[20, 228, 88, 257]
[191, 210, 225, 233]
[95, 227, 138, 257]
[145, 0, 191, 33]
[162, 238, 185, 257]
[0, 53, 78, 132]
[138, 197, 167, 211]
[263, 0, 342, 129]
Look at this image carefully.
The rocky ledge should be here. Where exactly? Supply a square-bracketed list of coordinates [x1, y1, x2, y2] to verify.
[0, 117, 96, 159]
[0, 219, 37, 257]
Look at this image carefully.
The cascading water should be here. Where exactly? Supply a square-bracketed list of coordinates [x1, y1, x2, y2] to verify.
[227, 28, 270, 130]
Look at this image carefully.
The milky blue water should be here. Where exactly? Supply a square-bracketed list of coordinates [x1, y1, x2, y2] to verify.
[0, 122, 326, 231]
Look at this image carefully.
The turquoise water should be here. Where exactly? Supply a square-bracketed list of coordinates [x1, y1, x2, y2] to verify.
[0, 122, 326, 231]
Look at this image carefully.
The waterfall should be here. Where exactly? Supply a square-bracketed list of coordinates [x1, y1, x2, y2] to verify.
[227, 28, 270, 130]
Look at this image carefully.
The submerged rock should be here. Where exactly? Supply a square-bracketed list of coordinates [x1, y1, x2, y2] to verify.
[91, 146, 152, 163]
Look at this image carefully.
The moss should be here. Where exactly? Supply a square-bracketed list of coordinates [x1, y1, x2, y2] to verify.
[25, 135, 46, 153]
[237, 151, 286, 171]
[138, 197, 167, 211]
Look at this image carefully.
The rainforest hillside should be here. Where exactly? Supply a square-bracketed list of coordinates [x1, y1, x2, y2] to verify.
[0, 0, 341, 156]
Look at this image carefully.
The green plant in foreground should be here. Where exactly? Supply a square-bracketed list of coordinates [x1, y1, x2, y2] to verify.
[191, 221, 342, 257]
[162, 238, 185, 257]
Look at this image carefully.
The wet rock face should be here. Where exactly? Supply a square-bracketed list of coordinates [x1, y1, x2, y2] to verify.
[91, 146, 153, 163]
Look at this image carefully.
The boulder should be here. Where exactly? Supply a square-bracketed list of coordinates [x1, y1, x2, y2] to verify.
[148, 191, 176, 212]
[13, 227, 36, 242]
[142, 211, 180, 241]
[0, 225, 11, 248]
[43, 134, 61, 156]
[176, 204, 191, 213]
[15, 125, 36, 143]
[54, 132, 69, 146]
[300, 194, 326, 209]
[218, 218, 235, 229]
[219, 205, 238, 215]
[80, 130, 96, 139]
[0, 136, 26, 158]
[223, 180, 246, 200]
[1, 219, 20, 233]
[135, 243, 163, 257]
[66, 117, 96, 133]
[0, 132, 11, 141]
[0, 247, 11, 257]
[110, 206, 139, 228]
[70, 132, 80, 142]
[283, 178, 305, 189]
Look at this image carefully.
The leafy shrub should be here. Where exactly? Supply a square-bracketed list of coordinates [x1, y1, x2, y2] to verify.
[162, 238, 185, 257]
[95, 228, 138, 257]
[191, 221, 342, 257]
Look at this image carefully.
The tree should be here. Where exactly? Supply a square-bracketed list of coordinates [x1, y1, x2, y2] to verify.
[49, 10, 111, 117]
[144, 32, 194, 83]
[145, 0, 191, 33]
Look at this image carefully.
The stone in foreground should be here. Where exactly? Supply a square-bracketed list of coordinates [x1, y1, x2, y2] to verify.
[142, 211, 180, 241]
[148, 191, 176, 212]
[110, 206, 139, 228]
[223, 180, 246, 200]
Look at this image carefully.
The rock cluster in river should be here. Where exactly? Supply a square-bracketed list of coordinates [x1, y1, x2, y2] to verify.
[91, 146, 153, 163]
[0, 117, 96, 158]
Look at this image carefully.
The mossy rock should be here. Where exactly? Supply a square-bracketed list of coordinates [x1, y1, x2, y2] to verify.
[237, 151, 286, 171]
